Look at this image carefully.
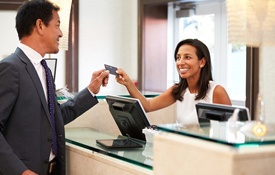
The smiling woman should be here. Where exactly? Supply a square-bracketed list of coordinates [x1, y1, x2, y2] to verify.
[115, 38, 231, 126]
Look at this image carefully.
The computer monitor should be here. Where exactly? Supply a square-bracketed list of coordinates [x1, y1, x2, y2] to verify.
[105, 95, 151, 141]
[44, 58, 57, 82]
[195, 102, 250, 122]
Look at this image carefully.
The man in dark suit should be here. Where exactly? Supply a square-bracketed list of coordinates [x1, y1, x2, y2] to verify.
[0, 1, 109, 175]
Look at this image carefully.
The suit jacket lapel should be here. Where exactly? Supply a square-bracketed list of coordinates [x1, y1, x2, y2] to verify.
[14, 48, 52, 125]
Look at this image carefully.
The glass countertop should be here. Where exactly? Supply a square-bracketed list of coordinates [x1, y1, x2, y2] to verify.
[58, 91, 160, 101]
[96, 91, 160, 99]
[56, 91, 161, 101]
[65, 127, 153, 170]
[157, 121, 275, 147]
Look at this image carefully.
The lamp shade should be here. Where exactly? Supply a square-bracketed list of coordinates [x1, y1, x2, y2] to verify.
[50, 0, 72, 50]
[227, 0, 275, 47]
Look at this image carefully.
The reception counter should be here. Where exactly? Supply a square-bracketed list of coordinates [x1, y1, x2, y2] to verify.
[66, 122, 275, 175]
[64, 98, 275, 175]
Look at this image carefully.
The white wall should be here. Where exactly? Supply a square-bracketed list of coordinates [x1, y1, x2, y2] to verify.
[78, 0, 138, 95]
[0, 11, 18, 59]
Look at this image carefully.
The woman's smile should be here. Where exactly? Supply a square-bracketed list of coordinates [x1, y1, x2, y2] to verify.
[179, 67, 189, 74]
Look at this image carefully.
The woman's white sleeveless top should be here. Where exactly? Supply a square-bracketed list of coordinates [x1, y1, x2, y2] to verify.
[176, 81, 218, 125]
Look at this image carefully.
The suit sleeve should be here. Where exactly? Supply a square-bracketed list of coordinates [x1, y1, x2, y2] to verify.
[0, 62, 28, 174]
[60, 88, 99, 125]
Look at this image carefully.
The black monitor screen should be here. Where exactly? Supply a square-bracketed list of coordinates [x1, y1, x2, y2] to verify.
[196, 102, 250, 122]
[105, 95, 151, 141]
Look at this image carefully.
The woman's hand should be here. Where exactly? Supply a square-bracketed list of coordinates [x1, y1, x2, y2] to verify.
[115, 68, 134, 87]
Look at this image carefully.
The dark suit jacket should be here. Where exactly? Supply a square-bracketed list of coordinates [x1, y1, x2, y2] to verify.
[0, 48, 98, 175]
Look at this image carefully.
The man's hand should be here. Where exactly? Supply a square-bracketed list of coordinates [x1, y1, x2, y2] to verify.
[21, 170, 38, 175]
[88, 69, 109, 94]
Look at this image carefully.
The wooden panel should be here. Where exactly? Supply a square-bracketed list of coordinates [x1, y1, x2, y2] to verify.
[0, 1, 23, 10]
[246, 47, 259, 120]
[142, 4, 168, 92]
[65, 0, 79, 93]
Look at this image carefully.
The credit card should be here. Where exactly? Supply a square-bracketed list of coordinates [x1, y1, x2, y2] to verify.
[104, 64, 118, 76]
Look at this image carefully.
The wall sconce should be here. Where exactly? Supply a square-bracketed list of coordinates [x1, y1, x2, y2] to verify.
[50, 0, 72, 50]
